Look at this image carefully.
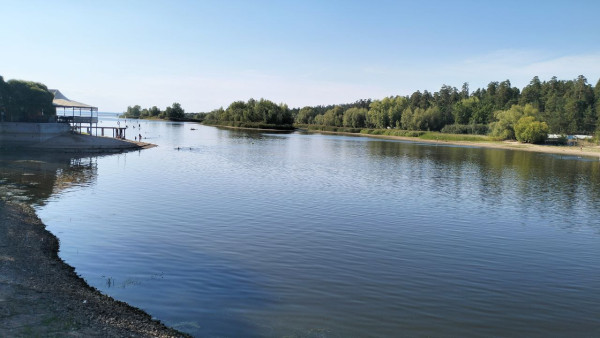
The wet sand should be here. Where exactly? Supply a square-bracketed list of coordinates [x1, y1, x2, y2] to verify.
[0, 200, 189, 337]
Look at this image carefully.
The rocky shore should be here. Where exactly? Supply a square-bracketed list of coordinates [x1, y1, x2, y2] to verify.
[0, 200, 189, 337]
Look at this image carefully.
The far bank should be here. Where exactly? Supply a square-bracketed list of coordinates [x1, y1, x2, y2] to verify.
[296, 127, 600, 159]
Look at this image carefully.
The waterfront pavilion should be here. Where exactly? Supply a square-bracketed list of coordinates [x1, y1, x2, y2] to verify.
[50, 89, 125, 138]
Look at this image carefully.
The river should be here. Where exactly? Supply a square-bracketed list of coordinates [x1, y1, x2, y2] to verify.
[3, 113, 600, 337]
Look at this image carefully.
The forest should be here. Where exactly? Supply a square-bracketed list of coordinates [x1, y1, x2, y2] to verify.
[195, 75, 600, 143]
[0, 76, 56, 122]
[201, 98, 294, 129]
[121, 102, 186, 120]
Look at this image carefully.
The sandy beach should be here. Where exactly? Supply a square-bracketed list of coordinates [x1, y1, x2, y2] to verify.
[0, 200, 188, 337]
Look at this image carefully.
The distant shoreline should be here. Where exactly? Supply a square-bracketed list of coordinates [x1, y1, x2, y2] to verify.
[200, 123, 600, 159]
[207, 124, 296, 132]
[299, 129, 600, 159]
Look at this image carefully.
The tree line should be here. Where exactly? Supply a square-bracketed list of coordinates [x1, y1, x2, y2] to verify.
[121, 102, 186, 120]
[292, 75, 600, 142]
[191, 75, 599, 143]
[201, 98, 294, 129]
[0, 76, 56, 122]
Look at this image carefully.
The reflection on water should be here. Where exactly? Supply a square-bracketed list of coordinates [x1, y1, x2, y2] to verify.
[5, 119, 600, 337]
[0, 151, 98, 205]
[365, 140, 600, 230]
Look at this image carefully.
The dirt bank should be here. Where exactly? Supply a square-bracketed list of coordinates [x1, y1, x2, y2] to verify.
[0, 201, 189, 337]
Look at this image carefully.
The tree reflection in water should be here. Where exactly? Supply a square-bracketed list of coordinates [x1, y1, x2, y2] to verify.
[0, 151, 98, 206]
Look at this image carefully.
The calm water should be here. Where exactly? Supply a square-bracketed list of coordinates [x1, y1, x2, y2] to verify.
[2, 113, 600, 337]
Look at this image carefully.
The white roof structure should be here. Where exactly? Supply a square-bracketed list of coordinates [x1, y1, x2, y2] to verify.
[50, 89, 97, 111]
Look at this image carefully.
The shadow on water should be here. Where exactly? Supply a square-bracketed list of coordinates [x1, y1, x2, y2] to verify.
[0, 150, 99, 205]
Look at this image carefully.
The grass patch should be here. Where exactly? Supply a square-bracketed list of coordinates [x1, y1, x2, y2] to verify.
[297, 125, 501, 142]
[418, 132, 494, 142]
[296, 125, 363, 133]
[360, 129, 425, 137]
[203, 121, 295, 130]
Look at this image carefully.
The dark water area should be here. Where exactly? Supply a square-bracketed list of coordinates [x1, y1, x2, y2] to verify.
[2, 113, 600, 337]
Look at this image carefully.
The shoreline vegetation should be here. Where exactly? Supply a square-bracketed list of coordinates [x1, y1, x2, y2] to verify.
[0, 200, 190, 337]
[123, 75, 600, 148]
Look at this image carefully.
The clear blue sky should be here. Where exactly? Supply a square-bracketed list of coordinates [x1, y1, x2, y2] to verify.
[2, 0, 599, 112]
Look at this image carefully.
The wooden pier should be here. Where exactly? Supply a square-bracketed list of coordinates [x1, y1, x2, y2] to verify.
[72, 125, 128, 139]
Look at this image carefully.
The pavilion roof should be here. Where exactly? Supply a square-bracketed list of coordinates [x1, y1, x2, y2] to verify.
[50, 89, 98, 111]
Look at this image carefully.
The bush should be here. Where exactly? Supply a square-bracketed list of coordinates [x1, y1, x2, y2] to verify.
[203, 120, 294, 130]
[302, 125, 362, 133]
[360, 129, 425, 137]
[514, 116, 549, 144]
[489, 104, 539, 140]
[419, 132, 491, 142]
[440, 124, 489, 135]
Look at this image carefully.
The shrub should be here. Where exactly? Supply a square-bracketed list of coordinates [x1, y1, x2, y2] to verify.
[514, 116, 549, 144]
[440, 124, 489, 135]
[489, 104, 539, 140]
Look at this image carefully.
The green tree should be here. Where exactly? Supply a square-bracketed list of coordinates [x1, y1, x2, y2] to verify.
[226, 100, 248, 122]
[421, 90, 434, 109]
[434, 84, 460, 125]
[484, 81, 498, 109]
[205, 107, 224, 122]
[514, 116, 549, 143]
[495, 80, 520, 110]
[367, 96, 407, 128]
[367, 99, 389, 128]
[0, 76, 7, 120]
[322, 106, 344, 126]
[563, 75, 596, 133]
[401, 106, 443, 131]
[165, 102, 185, 120]
[409, 91, 423, 110]
[489, 104, 538, 140]
[461, 82, 470, 99]
[343, 107, 367, 128]
[296, 106, 317, 124]
[452, 97, 480, 125]
[408, 90, 433, 110]
[387, 96, 408, 128]
[313, 114, 324, 125]
[4, 80, 56, 122]
[542, 94, 568, 133]
[595, 78, 600, 131]
[519, 76, 543, 110]
[149, 106, 161, 117]
[125, 105, 142, 118]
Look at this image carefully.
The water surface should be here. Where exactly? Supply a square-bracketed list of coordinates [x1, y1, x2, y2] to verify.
[3, 114, 600, 337]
